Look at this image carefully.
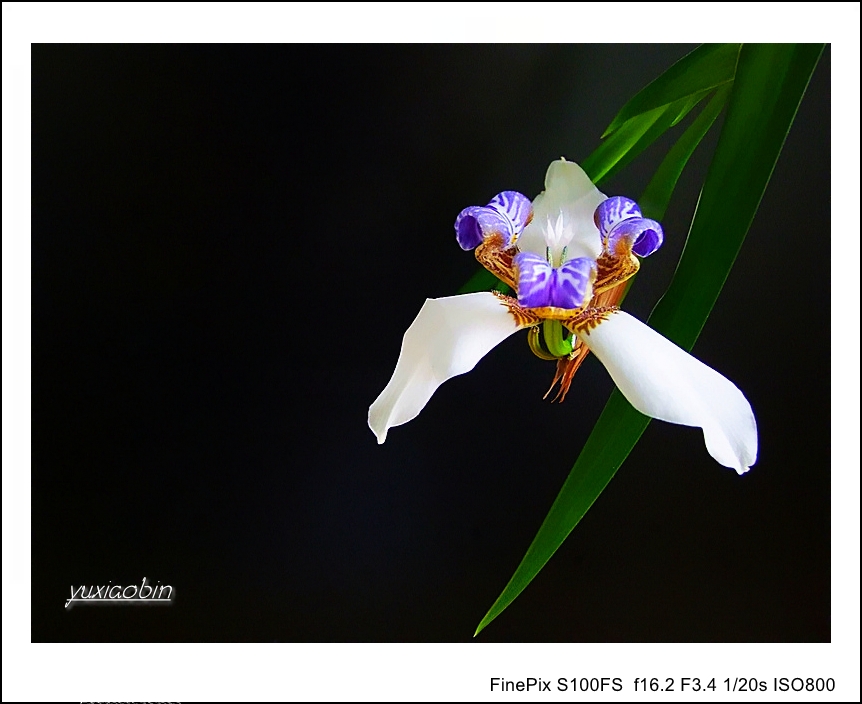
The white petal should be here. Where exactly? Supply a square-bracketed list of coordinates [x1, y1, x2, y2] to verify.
[518, 159, 606, 263]
[578, 311, 758, 474]
[368, 292, 522, 444]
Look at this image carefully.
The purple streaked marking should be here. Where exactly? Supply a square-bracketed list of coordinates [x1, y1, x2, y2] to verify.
[608, 217, 664, 257]
[594, 196, 642, 238]
[489, 191, 532, 235]
[454, 191, 532, 250]
[514, 252, 596, 310]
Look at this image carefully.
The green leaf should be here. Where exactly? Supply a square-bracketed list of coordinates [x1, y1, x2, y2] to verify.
[603, 44, 740, 137]
[640, 84, 731, 221]
[457, 268, 501, 294]
[583, 90, 709, 186]
[649, 43, 824, 348]
[475, 43, 824, 637]
[615, 88, 729, 308]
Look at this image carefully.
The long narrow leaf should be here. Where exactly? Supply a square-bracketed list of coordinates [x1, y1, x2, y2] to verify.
[640, 84, 731, 221]
[603, 44, 740, 136]
[649, 43, 825, 347]
[615, 86, 730, 308]
[583, 91, 709, 185]
[475, 43, 824, 636]
[581, 105, 665, 183]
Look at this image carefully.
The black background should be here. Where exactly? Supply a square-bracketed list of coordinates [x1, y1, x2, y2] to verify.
[32, 44, 830, 642]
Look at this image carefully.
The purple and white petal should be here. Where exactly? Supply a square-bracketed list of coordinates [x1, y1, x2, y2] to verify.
[607, 217, 664, 257]
[514, 253, 596, 310]
[513, 252, 554, 308]
[455, 191, 532, 251]
[455, 205, 512, 251]
[594, 196, 642, 238]
[488, 190, 532, 237]
[549, 257, 596, 309]
[576, 310, 758, 474]
[368, 292, 523, 444]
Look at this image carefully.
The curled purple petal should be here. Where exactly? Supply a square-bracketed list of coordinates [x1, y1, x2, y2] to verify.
[608, 217, 664, 257]
[514, 253, 596, 310]
[454, 191, 532, 250]
[594, 196, 642, 237]
[455, 206, 509, 250]
[455, 206, 487, 250]
[631, 221, 663, 257]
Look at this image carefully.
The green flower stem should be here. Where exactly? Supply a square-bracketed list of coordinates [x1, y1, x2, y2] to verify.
[542, 320, 573, 358]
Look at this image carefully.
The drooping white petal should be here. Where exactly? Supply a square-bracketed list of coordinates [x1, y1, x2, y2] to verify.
[518, 159, 606, 264]
[368, 292, 522, 444]
[577, 311, 758, 474]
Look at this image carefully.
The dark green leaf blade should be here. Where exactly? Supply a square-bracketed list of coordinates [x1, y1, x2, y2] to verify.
[581, 105, 665, 183]
[604, 44, 740, 136]
[475, 43, 825, 636]
[649, 43, 825, 348]
[640, 84, 731, 221]
[457, 268, 501, 294]
[583, 91, 709, 186]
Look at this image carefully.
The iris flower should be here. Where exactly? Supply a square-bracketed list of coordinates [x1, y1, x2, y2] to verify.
[368, 160, 757, 474]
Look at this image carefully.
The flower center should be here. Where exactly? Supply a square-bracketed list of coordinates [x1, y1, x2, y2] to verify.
[546, 245, 568, 268]
[541, 212, 579, 266]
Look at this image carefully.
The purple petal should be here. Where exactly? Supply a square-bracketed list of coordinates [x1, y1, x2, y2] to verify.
[608, 217, 664, 257]
[454, 191, 532, 251]
[454, 206, 485, 250]
[488, 190, 532, 235]
[594, 196, 642, 237]
[514, 252, 553, 308]
[549, 257, 596, 309]
[455, 205, 510, 251]
[514, 253, 596, 310]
